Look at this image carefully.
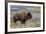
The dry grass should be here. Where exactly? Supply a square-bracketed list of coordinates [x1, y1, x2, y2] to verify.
[10, 14, 41, 28]
[10, 8, 41, 28]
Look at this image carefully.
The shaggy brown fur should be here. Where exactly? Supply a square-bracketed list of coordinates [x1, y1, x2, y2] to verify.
[13, 12, 32, 24]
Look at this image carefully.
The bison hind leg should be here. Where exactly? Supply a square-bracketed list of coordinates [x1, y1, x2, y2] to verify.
[13, 19, 17, 23]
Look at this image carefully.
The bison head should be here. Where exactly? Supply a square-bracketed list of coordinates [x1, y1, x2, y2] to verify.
[27, 12, 32, 19]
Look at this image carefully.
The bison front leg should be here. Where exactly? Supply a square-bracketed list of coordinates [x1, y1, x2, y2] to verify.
[21, 20, 25, 24]
[21, 20, 26, 26]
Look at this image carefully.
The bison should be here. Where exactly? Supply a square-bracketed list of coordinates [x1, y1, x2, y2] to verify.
[13, 12, 32, 24]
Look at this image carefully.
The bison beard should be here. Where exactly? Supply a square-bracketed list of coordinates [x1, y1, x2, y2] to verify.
[13, 12, 32, 24]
